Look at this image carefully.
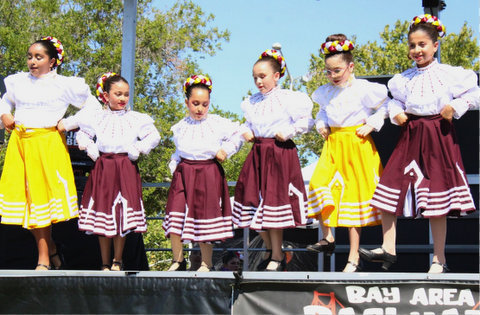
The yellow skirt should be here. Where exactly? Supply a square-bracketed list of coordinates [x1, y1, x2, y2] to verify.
[0, 125, 78, 229]
[307, 125, 382, 227]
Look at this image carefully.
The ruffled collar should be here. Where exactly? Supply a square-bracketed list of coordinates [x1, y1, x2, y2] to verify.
[415, 59, 438, 71]
[185, 114, 208, 124]
[106, 105, 127, 116]
[330, 74, 355, 89]
[28, 70, 57, 81]
[262, 86, 280, 97]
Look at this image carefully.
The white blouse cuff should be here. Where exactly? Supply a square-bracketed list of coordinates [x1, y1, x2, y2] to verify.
[366, 114, 385, 132]
[168, 159, 179, 175]
[315, 120, 327, 133]
[221, 141, 237, 158]
[62, 116, 78, 131]
[86, 143, 100, 162]
[128, 144, 140, 161]
[450, 99, 469, 119]
[280, 125, 296, 140]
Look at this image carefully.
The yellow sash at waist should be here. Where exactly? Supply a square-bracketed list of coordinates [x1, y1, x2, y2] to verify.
[14, 125, 58, 138]
[330, 124, 363, 133]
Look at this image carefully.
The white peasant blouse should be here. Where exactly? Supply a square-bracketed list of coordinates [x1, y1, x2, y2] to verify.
[169, 114, 243, 174]
[241, 87, 314, 139]
[0, 71, 101, 130]
[312, 76, 388, 132]
[76, 107, 160, 161]
[387, 59, 479, 124]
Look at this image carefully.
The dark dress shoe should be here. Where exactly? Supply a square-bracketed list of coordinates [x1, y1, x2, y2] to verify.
[306, 238, 335, 256]
[168, 259, 187, 271]
[358, 247, 397, 271]
[256, 253, 272, 271]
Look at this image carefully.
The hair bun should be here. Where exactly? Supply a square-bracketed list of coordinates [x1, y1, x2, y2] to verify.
[259, 49, 286, 78]
[96, 72, 117, 104]
[40, 36, 64, 67]
[321, 40, 355, 55]
[183, 75, 212, 95]
[410, 14, 446, 38]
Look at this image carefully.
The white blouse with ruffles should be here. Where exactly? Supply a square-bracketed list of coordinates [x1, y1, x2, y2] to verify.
[387, 59, 479, 124]
[312, 76, 388, 132]
[0, 71, 101, 130]
[76, 107, 160, 161]
[169, 114, 243, 174]
[241, 87, 313, 139]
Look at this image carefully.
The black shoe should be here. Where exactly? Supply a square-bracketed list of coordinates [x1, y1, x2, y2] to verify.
[358, 247, 397, 271]
[265, 256, 286, 271]
[306, 239, 335, 256]
[256, 252, 272, 271]
[428, 262, 449, 274]
[49, 251, 65, 270]
[168, 259, 187, 271]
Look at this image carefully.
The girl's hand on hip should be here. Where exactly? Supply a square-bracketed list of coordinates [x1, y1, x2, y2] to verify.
[56, 119, 66, 132]
[440, 104, 454, 122]
[318, 127, 330, 139]
[243, 131, 255, 142]
[274, 132, 287, 142]
[356, 124, 374, 138]
[215, 149, 227, 162]
[393, 112, 409, 126]
[1, 113, 15, 132]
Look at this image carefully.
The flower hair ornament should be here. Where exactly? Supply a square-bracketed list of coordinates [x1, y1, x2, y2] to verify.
[410, 14, 446, 38]
[259, 49, 286, 78]
[96, 72, 117, 104]
[183, 74, 213, 95]
[41, 36, 65, 67]
[321, 40, 355, 55]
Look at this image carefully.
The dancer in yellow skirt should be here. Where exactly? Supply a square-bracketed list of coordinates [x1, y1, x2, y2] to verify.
[0, 37, 101, 270]
[306, 34, 388, 272]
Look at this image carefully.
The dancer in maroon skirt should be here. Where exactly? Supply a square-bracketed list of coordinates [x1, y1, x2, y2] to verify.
[233, 49, 313, 271]
[359, 14, 478, 273]
[163, 75, 243, 272]
[76, 73, 160, 271]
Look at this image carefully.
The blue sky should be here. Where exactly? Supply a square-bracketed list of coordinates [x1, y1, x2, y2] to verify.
[154, 0, 479, 115]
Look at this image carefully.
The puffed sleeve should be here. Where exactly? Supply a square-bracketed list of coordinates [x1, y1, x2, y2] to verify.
[283, 90, 314, 139]
[0, 75, 17, 129]
[387, 74, 407, 125]
[0, 75, 17, 116]
[168, 150, 181, 175]
[360, 80, 388, 131]
[61, 76, 102, 131]
[448, 66, 479, 119]
[218, 117, 243, 158]
[76, 117, 100, 161]
[129, 113, 160, 160]
[240, 98, 254, 135]
[168, 121, 182, 174]
[312, 86, 329, 132]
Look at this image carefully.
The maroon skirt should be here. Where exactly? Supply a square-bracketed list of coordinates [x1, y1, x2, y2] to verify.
[163, 159, 234, 243]
[371, 114, 475, 218]
[78, 153, 146, 237]
[233, 138, 308, 230]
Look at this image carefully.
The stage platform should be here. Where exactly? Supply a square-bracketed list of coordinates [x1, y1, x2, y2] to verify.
[0, 271, 478, 314]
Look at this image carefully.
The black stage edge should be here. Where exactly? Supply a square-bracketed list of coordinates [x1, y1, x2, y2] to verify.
[0, 271, 478, 314]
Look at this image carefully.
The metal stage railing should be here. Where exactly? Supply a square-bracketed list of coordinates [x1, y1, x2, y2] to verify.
[142, 175, 479, 272]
